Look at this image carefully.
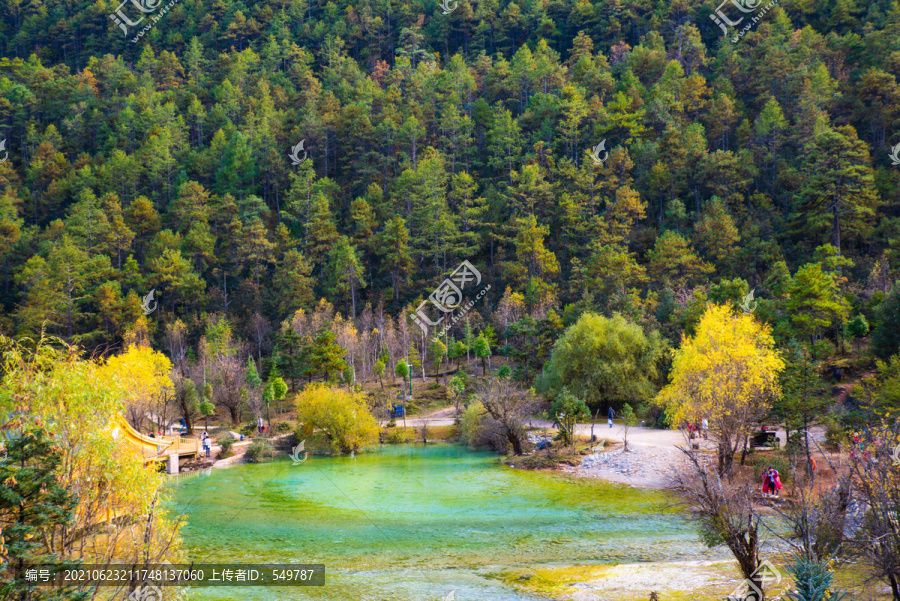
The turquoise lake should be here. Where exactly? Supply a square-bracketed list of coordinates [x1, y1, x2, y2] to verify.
[168, 443, 717, 600]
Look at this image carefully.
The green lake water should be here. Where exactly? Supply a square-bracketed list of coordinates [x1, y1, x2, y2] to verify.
[169, 444, 717, 601]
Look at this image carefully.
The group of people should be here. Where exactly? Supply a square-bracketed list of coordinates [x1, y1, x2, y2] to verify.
[849, 429, 887, 465]
[196, 416, 266, 459]
[685, 418, 709, 440]
[200, 431, 212, 458]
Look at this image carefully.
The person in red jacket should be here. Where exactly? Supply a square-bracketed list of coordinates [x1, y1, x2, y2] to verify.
[762, 467, 783, 497]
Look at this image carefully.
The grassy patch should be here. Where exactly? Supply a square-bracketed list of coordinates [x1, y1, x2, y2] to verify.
[425, 425, 458, 441]
[503, 447, 583, 469]
[502, 434, 615, 470]
[832, 562, 895, 599]
[381, 427, 418, 444]
[492, 565, 612, 597]
[379, 425, 459, 444]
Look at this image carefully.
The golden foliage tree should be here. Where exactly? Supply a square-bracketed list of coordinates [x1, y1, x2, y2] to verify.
[657, 304, 784, 476]
[0, 334, 183, 583]
[101, 343, 174, 433]
[294, 384, 379, 454]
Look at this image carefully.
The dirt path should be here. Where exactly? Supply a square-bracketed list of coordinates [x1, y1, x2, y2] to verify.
[392, 408, 827, 489]
[568, 423, 827, 488]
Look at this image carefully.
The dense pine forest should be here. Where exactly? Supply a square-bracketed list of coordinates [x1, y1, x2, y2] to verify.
[1, 0, 899, 392]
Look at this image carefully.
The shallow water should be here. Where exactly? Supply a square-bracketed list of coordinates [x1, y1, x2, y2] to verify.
[169, 444, 714, 600]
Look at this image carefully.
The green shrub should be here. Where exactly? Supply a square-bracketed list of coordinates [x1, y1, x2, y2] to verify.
[459, 401, 486, 448]
[385, 428, 412, 444]
[244, 440, 276, 463]
[785, 431, 804, 455]
[824, 420, 844, 451]
[239, 424, 255, 436]
[783, 556, 849, 601]
[647, 405, 667, 429]
[217, 437, 234, 457]
[660, 404, 677, 429]
[276, 421, 292, 433]
[635, 402, 650, 419]
[812, 339, 835, 361]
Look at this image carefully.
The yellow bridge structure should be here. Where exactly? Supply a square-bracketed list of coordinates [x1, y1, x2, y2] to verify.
[110, 415, 199, 466]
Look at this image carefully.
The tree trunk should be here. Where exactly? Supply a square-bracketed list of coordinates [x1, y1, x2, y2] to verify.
[888, 574, 900, 601]
[804, 416, 813, 481]
[180, 395, 194, 435]
[749, 572, 766, 601]
[507, 430, 523, 455]
[832, 203, 841, 257]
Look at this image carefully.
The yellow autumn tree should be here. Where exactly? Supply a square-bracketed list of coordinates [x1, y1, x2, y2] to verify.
[294, 384, 379, 453]
[101, 343, 173, 433]
[0, 334, 183, 585]
[656, 304, 784, 476]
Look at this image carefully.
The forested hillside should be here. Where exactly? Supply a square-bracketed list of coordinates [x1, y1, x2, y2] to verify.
[1, 0, 899, 387]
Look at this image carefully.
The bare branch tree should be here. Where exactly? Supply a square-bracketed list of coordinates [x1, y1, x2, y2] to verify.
[212, 352, 248, 426]
[669, 447, 767, 598]
[767, 437, 855, 564]
[419, 416, 431, 445]
[475, 379, 542, 455]
[250, 312, 272, 367]
[847, 422, 900, 599]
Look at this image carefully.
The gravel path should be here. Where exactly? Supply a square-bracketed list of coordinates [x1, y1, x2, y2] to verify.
[397, 408, 827, 489]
